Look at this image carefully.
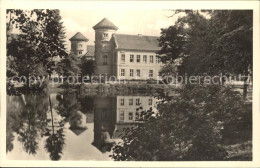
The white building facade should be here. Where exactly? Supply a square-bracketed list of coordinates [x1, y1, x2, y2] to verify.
[93, 18, 163, 81]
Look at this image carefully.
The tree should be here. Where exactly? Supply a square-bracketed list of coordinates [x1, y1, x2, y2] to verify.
[81, 58, 94, 81]
[56, 52, 81, 84]
[14, 94, 49, 155]
[158, 11, 213, 76]
[110, 84, 249, 161]
[158, 10, 253, 96]
[208, 10, 253, 97]
[44, 96, 65, 161]
[6, 9, 67, 94]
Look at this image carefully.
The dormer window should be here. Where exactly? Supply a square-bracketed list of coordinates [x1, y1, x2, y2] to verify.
[103, 33, 108, 38]
[79, 51, 82, 54]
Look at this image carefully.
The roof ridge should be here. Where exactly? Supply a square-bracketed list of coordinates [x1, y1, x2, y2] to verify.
[69, 32, 89, 41]
[114, 33, 159, 38]
[93, 18, 118, 30]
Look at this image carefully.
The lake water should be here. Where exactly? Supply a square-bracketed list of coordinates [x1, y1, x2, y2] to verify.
[6, 92, 159, 160]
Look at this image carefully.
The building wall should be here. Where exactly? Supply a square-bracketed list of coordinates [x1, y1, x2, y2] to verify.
[115, 50, 163, 80]
[71, 41, 88, 57]
[116, 96, 158, 123]
[94, 29, 117, 76]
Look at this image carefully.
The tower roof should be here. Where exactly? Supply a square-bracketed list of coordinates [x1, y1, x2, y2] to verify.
[69, 32, 89, 41]
[93, 18, 118, 30]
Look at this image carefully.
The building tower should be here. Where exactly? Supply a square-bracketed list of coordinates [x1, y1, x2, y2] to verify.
[93, 18, 118, 77]
[69, 32, 89, 57]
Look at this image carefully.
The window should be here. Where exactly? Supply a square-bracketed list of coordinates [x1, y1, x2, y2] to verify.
[79, 51, 82, 54]
[120, 111, 124, 121]
[103, 33, 108, 38]
[143, 55, 147, 63]
[158, 72, 162, 77]
[129, 112, 133, 120]
[148, 98, 153, 105]
[78, 44, 82, 47]
[120, 98, 124, 106]
[121, 69, 125, 76]
[130, 55, 134, 62]
[121, 54, 125, 63]
[149, 70, 153, 78]
[135, 112, 139, 120]
[130, 69, 134, 77]
[129, 98, 133, 106]
[137, 55, 140, 63]
[103, 55, 108, 65]
[102, 109, 107, 119]
[150, 55, 153, 63]
[136, 98, 140, 105]
[156, 56, 160, 63]
[136, 69, 140, 77]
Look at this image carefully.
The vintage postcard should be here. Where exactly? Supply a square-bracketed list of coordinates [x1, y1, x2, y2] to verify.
[0, 0, 259, 167]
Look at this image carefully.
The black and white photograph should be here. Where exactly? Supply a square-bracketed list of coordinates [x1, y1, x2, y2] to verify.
[0, 0, 260, 167]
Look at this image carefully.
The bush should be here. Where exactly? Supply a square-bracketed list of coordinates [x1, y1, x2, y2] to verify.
[110, 84, 250, 161]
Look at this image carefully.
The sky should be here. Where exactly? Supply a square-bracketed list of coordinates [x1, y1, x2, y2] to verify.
[60, 9, 183, 51]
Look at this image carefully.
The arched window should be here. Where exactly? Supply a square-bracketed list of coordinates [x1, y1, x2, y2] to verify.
[103, 55, 108, 65]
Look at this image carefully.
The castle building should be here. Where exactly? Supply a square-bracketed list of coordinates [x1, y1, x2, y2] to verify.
[92, 95, 159, 152]
[70, 32, 94, 60]
[93, 18, 163, 80]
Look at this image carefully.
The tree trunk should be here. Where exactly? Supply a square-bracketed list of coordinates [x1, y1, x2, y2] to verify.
[49, 96, 55, 135]
[243, 76, 248, 98]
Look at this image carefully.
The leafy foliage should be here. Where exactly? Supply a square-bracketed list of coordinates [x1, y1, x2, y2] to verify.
[81, 58, 94, 80]
[158, 10, 252, 96]
[110, 84, 249, 161]
[158, 10, 252, 76]
[56, 52, 81, 82]
[6, 9, 67, 94]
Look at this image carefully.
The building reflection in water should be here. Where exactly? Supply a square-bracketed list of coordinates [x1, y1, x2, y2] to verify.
[6, 92, 159, 159]
[92, 95, 158, 153]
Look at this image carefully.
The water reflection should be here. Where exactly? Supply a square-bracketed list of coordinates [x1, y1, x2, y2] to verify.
[6, 92, 158, 160]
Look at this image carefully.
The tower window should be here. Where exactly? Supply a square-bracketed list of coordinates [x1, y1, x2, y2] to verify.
[103, 33, 108, 38]
[78, 44, 82, 47]
[103, 55, 108, 65]
[79, 51, 82, 54]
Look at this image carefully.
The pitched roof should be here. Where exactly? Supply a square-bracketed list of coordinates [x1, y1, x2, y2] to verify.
[93, 18, 118, 30]
[69, 32, 89, 41]
[85, 45, 95, 57]
[113, 34, 160, 51]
